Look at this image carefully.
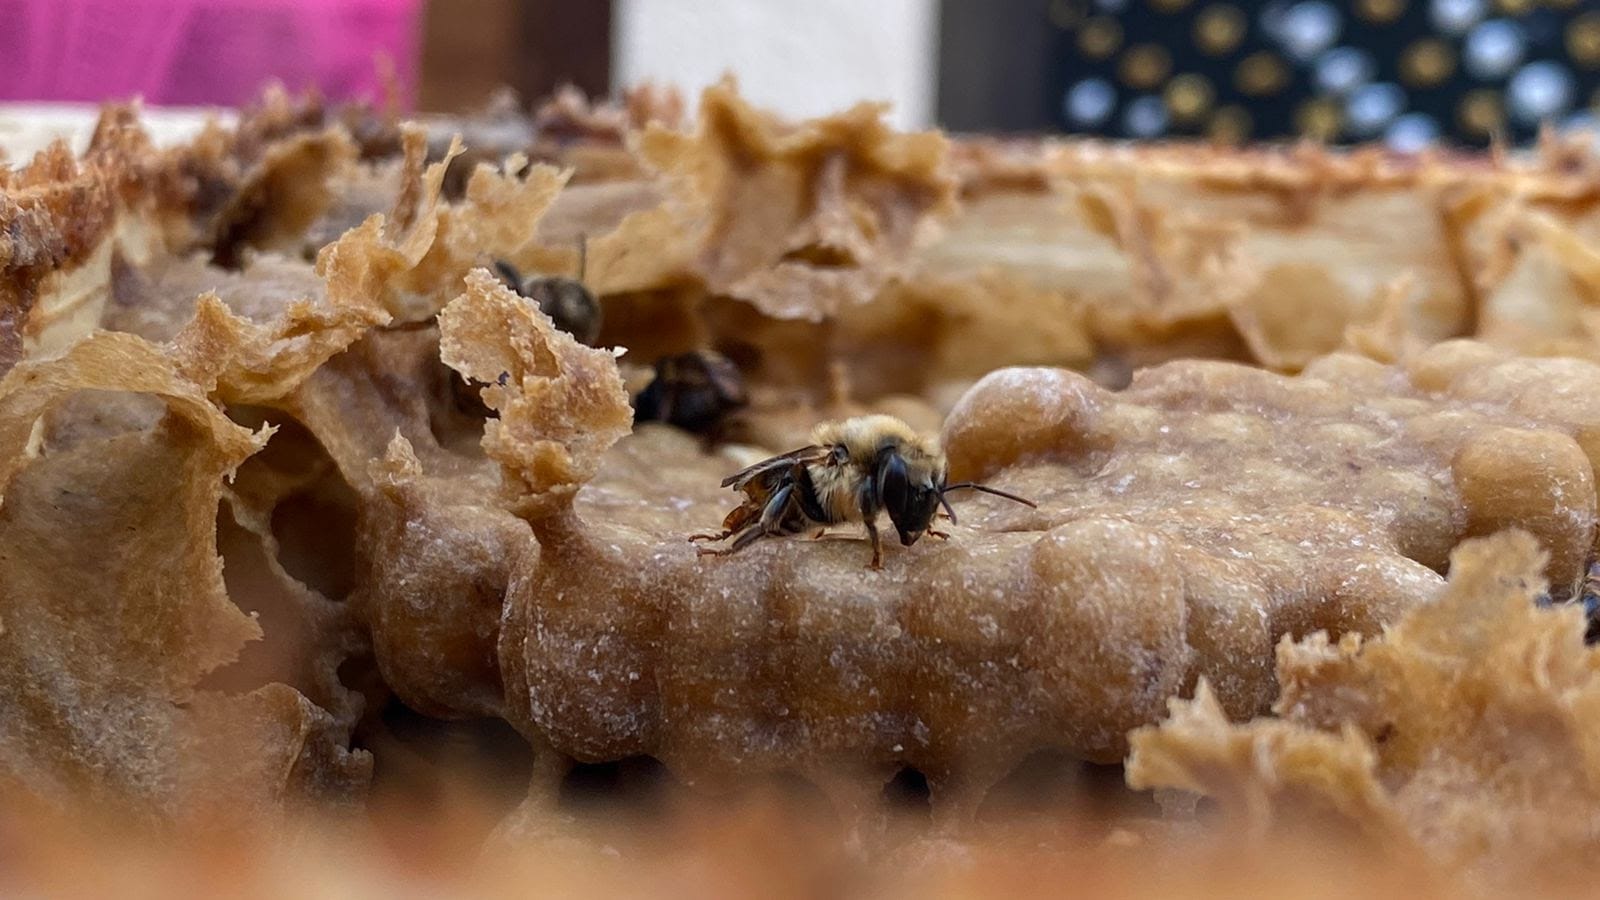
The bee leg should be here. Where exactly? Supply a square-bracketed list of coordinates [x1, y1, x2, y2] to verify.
[928, 529, 951, 541]
[811, 529, 826, 540]
[697, 525, 767, 557]
[757, 483, 795, 531]
[688, 530, 733, 543]
[864, 520, 883, 570]
[697, 485, 794, 559]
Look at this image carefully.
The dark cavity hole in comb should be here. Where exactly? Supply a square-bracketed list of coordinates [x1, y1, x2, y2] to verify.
[779, 242, 856, 268]
[336, 653, 381, 701]
[225, 404, 360, 601]
[369, 697, 535, 799]
[559, 755, 674, 817]
[981, 754, 1162, 822]
[347, 696, 535, 868]
[980, 749, 1084, 818]
[882, 766, 932, 819]
[270, 485, 360, 601]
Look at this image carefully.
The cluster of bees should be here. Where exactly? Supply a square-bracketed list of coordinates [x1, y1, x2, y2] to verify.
[400, 250, 1036, 569]
[420, 256, 1600, 590]
[486, 245, 748, 437]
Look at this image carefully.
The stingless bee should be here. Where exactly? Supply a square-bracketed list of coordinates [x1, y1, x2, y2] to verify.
[632, 349, 748, 435]
[493, 234, 601, 346]
[1534, 560, 1600, 644]
[380, 236, 601, 345]
[691, 414, 1037, 569]
[1580, 561, 1600, 644]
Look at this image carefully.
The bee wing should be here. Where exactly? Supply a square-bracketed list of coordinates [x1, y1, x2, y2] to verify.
[721, 445, 828, 491]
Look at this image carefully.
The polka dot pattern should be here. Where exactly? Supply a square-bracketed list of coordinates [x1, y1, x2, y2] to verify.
[1050, 0, 1600, 148]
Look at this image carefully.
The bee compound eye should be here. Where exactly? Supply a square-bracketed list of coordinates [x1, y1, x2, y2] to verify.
[878, 452, 914, 522]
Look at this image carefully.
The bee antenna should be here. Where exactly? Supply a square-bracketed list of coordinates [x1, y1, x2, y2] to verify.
[941, 482, 1038, 508]
[575, 233, 588, 282]
[493, 258, 522, 290]
[938, 494, 958, 526]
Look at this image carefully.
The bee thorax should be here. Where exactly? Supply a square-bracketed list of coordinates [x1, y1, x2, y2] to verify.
[806, 462, 866, 523]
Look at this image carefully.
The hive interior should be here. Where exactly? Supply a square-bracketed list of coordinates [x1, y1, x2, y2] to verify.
[6, 81, 1600, 894]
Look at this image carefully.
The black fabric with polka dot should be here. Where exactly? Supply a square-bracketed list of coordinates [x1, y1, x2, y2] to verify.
[1049, 0, 1600, 148]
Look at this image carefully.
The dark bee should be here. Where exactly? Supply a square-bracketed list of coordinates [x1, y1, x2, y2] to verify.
[632, 350, 748, 434]
[379, 237, 601, 346]
[692, 414, 1037, 569]
[492, 235, 601, 347]
[1580, 562, 1600, 644]
[1534, 561, 1600, 645]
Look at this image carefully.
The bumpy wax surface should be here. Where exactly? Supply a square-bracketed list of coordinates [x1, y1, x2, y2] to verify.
[485, 341, 1599, 806]
[1128, 530, 1600, 887]
[10, 84, 1600, 869]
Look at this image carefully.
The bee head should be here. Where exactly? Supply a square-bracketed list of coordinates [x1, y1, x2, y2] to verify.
[491, 257, 603, 346]
[877, 447, 942, 546]
[526, 277, 603, 347]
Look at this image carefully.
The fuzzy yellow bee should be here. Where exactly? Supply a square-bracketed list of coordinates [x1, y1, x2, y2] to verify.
[692, 415, 1035, 568]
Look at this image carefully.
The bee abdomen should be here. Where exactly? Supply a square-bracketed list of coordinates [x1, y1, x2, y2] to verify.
[632, 351, 748, 434]
[633, 378, 730, 432]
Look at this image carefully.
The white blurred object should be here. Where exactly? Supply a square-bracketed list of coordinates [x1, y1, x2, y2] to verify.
[1430, 0, 1486, 36]
[1314, 46, 1373, 96]
[1346, 82, 1405, 137]
[0, 103, 233, 162]
[1463, 19, 1524, 79]
[1278, 1, 1342, 63]
[1123, 96, 1167, 138]
[614, 0, 939, 129]
[1064, 78, 1115, 127]
[1508, 61, 1575, 126]
[1385, 112, 1440, 153]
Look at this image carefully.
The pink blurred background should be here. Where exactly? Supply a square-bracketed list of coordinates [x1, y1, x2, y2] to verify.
[0, 0, 424, 108]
